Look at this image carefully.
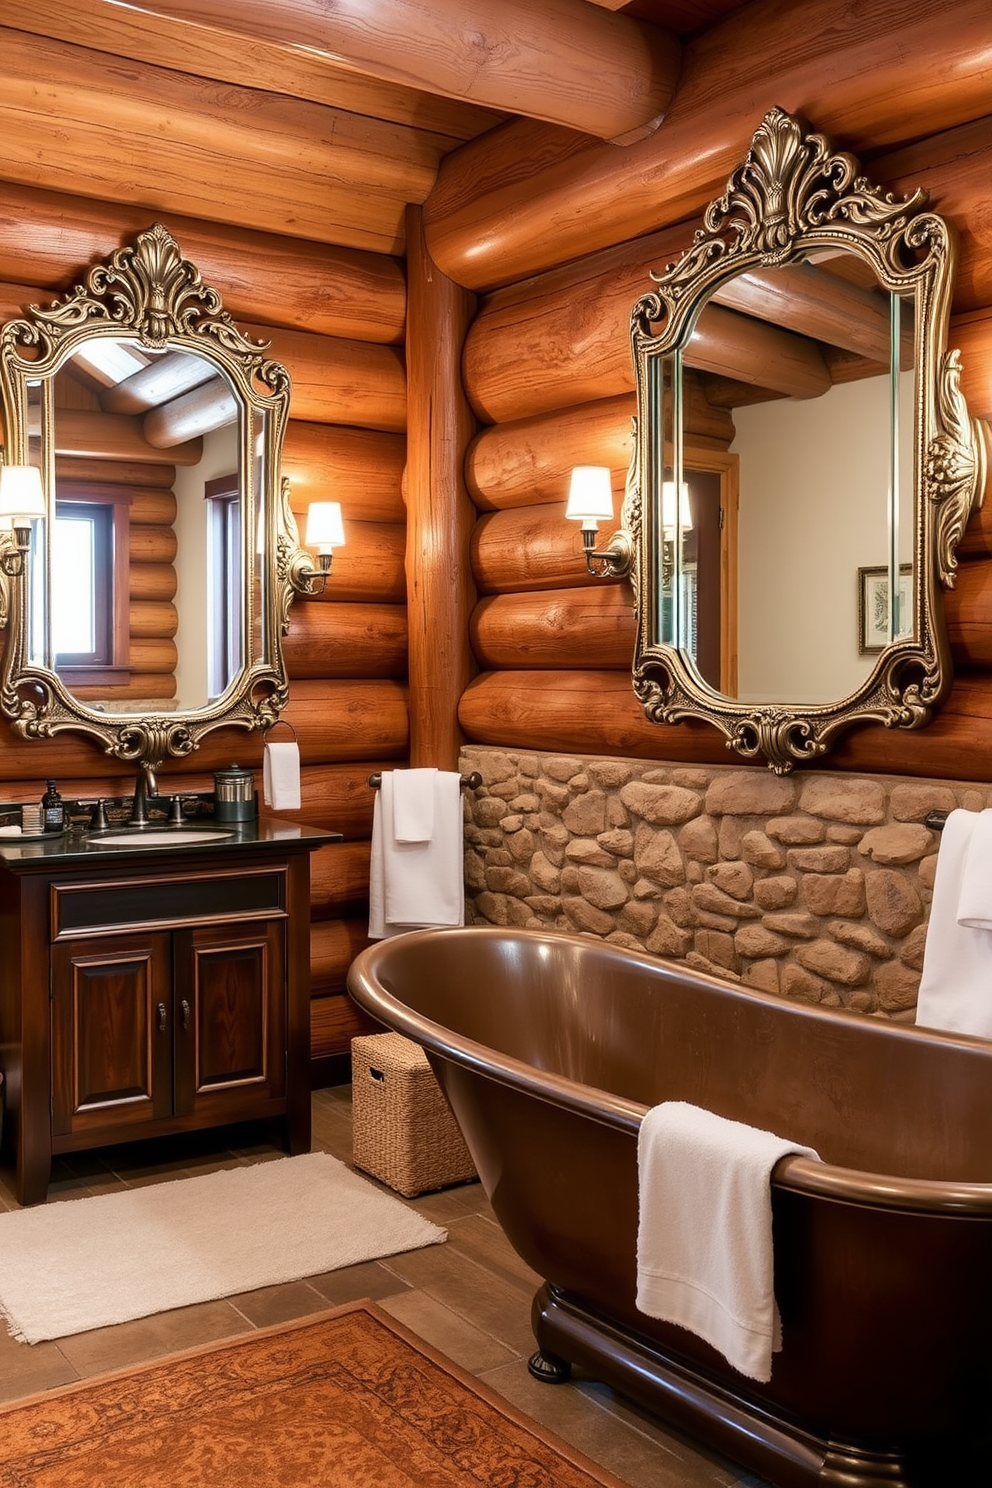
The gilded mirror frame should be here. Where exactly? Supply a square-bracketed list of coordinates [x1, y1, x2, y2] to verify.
[0, 224, 314, 771]
[626, 106, 987, 773]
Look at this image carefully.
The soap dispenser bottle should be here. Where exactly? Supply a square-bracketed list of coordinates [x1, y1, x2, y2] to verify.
[41, 779, 64, 833]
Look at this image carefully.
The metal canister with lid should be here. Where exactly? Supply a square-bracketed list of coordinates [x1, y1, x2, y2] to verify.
[213, 765, 257, 822]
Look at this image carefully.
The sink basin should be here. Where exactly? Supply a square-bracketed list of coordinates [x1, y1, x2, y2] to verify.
[89, 829, 235, 847]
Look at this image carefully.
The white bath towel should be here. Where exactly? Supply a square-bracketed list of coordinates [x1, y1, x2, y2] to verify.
[262, 740, 301, 811]
[368, 770, 464, 939]
[916, 808, 992, 1038]
[391, 768, 436, 843]
[636, 1101, 819, 1383]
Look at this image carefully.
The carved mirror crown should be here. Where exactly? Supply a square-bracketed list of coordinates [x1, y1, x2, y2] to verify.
[0, 224, 313, 771]
[626, 106, 987, 773]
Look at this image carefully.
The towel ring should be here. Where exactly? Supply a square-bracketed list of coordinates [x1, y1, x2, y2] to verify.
[264, 720, 298, 742]
[367, 770, 482, 791]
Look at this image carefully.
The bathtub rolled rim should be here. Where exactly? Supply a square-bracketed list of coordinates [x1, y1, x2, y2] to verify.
[347, 929, 992, 1221]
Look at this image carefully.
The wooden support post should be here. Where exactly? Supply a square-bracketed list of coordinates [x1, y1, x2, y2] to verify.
[404, 205, 477, 771]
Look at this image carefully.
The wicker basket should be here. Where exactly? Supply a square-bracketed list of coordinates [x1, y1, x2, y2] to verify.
[351, 1032, 477, 1197]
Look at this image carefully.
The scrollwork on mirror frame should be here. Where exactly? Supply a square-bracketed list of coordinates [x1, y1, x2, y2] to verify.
[0, 223, 302, 771]
[626, 105, 987, 774]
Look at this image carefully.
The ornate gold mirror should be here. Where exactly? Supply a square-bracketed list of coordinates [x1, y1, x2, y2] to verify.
[0, 224, 314, 771]
[626, 107, 987, 773]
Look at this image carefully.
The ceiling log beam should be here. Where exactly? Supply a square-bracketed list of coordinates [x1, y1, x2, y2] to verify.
[105, 0, 680, 145]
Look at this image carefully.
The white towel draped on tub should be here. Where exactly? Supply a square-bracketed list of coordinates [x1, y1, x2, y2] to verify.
[916, 808, 992, 1038]
[368, 769, 464, 939]
[636, 1101, 820, 1383]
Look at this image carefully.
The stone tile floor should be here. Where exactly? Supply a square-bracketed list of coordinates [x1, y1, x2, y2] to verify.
[0, 1086, 770, 1488]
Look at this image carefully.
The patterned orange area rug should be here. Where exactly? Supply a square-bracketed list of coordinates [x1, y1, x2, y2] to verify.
[0, 1301, 627, 1488]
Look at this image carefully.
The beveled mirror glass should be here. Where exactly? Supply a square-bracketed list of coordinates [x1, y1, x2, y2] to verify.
[0, 224, 314, 770]
[626, 107, 987, 772]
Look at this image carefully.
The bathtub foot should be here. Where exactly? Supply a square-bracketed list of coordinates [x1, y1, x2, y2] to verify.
[527, 1348, 572, 1384]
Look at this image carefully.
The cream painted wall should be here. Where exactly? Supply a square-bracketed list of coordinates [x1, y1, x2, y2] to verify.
[172, 422, 238, 709]
[732, 372, 915, 703]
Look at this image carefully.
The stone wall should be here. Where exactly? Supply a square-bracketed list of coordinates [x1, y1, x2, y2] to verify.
[458, 745, 984, 1021]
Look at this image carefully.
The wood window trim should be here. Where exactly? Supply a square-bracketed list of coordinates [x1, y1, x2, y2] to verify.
[54, 484, 131, 686]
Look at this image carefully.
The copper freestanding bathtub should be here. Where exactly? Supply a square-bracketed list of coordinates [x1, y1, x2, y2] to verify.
[347, 926, 992, 1488]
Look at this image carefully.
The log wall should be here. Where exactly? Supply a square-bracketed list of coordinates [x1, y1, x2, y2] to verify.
[452, 16, 992, 787]
[0, 184, 407, 1080]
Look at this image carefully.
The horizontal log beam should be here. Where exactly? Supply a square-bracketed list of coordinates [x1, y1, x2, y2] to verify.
[310, 839, 373, 915]
[467, 397, 637, 511]
[2, 0, 501, 142]
[129, 600, 178, 639]
[143, 377, 236, 447]
[425, 0, 992, 289]
[283, 601, 408, 679]
[464, 224, 691, 423]
[104, 0, 679, 146]
[945, 557, 992, 669]
[49, 409, 202, 466]
[472, 505, 627, 595]
[688, 304, 832, 398]
[711, 265, 899, 364]
[249, 324, 406, 433]
[0, 182, 407, 343]
[129, 527, 178, 566]
[466, 389, 733, 512]
[458, 669, 730, 761]
[290, 761, 397, 839]
[128, 564, 177, 603]
[471, 587, 634, 669]
[286, 520, 406, 605]
[0, 28, 442, 255]
[54, 455, 177, 489]
[310, 920, 374, 998]
[105, 352, 215, 415]
[281, 423, 406, 526]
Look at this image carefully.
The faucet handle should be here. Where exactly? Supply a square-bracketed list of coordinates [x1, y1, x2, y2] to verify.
[169, 795, 184, 825]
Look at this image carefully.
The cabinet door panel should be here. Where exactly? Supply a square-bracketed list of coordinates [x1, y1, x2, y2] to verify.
[174, 918, 287, 1120]
[51, 933, 173, 1137]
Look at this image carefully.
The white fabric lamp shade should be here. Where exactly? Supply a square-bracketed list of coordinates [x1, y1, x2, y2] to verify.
[661, 479, 693, 533]
[565, 466, 614, 527]
[305, 500, 345, 552]
[0, 464, 46, 525]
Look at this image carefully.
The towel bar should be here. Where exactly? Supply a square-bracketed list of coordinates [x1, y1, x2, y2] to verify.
[925, 809, 950, 830]
[367, 770, 482, 791]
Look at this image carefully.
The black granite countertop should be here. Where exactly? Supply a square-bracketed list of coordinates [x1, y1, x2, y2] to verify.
[0, 815, 341, 870]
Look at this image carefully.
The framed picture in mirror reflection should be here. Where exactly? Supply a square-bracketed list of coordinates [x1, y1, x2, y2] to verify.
[858, 565, 913, 654]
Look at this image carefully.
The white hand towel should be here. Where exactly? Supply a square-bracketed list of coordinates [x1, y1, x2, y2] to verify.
[262, 741, 301, 811]
[391, 768, 436, 843]
[917, 808, 992, 1037]
[369, 770, 464, 939]
[636, 1101, 819, 1383]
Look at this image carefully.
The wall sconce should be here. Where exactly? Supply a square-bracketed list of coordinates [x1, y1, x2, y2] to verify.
[300, 501, 345, 594]
[0, 464, 46, 577]
[565, 465, 632, 578]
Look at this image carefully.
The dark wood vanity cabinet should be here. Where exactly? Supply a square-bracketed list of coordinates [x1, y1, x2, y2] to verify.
[50, 918, 287, 1143]
[0, 829, 331, 1205]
